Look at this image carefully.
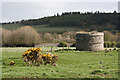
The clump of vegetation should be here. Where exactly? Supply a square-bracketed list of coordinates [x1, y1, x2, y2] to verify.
[104, 31, 114, 41]
[57, 41, 68, 47]
[104, 41, 118, 48]
[22, 48, 58, 66]
[104, 41, 112, 48]
[41, 53, 58, 66]
[117, 42, 120, 48]
[1, 26, 41, 47]
[111, 41, 117, 47]
[22, 48, 42, 66]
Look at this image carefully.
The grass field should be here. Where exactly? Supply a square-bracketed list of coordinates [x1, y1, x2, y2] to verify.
[1, 47, 119, 78]
[0, 24, 80, 33]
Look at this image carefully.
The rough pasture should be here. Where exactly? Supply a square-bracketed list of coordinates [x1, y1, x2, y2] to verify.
[1, 47, 119, 78]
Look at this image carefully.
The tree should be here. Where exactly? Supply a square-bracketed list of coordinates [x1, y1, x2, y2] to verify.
[2, 28, 12, 46]
[70, 42, 76, 47]
[13, 26, 40, 47]
[104, 31, 114, 41]
[57, 41, 68, 47]
[0, 28, 2, 46]
[111, 41, 117, 47]
[42, 33, 54, 43]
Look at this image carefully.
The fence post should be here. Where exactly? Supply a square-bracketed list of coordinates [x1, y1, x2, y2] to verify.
[63, 46, 64, 52]
[17, 47, 18, 53]
[51, 46, 53, 52]
[68, 46, 69, 50]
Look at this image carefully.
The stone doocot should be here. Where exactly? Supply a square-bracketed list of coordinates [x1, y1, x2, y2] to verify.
[76, 32, 104, 51]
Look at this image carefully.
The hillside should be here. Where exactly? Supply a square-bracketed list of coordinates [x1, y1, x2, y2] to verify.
[0, 24, 80, 33]
[2, 11, 120, 32]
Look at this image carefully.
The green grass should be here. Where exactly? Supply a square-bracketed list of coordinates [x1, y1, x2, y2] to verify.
[0, 24, 25, 30]
[1, 24, 80, 33]
[1, 47, 119, 78]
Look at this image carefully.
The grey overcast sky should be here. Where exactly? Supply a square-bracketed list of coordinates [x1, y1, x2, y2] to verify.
[0, 0, 119, 22]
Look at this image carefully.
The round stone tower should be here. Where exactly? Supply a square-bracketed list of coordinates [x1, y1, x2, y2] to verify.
[76, 32, 104, 51]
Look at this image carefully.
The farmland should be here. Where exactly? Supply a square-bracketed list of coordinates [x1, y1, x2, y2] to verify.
[1, 47, 119, 78]
[0, 24, 80, 33]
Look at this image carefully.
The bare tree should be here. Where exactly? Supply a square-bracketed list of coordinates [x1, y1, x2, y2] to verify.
[0, 28, 2, 46]
[2, 28, 12, 46]
[104, 31, 114, 41]
[42, 33, 54, 43]
[13, 26, 40, 46]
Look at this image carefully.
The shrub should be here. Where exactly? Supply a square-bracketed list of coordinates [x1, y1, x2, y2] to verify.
[117, 42, 120, 48]
[70, 42, 76, 47]
[111, 41, 117, 47]
[104, 41, 112, 48]
[104, 41, 108, 47]
[57, 41, 68, 47]
[22, 48, 58, 66]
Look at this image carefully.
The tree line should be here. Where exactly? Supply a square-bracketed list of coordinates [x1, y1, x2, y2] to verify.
[0, 26, 120, 47]
[2, 11, 120, 31]
[0, 26, 76, 47]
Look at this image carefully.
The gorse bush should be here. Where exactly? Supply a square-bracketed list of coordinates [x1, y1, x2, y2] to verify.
[22, 48, 58, 66]
[57, 41, 68, 47]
